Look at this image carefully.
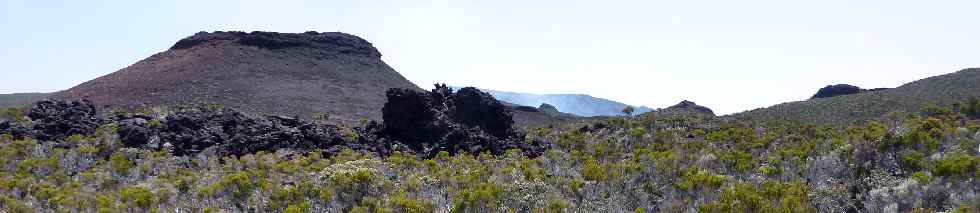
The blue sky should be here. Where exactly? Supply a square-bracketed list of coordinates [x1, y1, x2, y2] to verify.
[1, 0, 978, 115]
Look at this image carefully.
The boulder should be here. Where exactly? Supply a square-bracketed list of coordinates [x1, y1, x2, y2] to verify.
[451, 87, 513, 138]
[381, 84, 544, 157]
[118, 118, 151, 147]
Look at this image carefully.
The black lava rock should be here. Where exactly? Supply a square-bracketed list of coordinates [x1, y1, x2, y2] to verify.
[118, 118, 152, 147]
[381, 84, 544, 157]
[451, 87, 513, 138]
[10, 94, 545, 158]
[811, 84, 863, 99]
[25, 99, 103, 141]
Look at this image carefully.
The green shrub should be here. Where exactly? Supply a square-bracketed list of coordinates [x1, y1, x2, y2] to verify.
[701, 181, 814, 213]
[283, 202, 310, 213]
[910, 171, 931, 184]
[215, 171, 259, 202]
[628, 127, 645, 139]
[932, 154, 977, 178]
[899, 151, 926, 171]
[960, 97, 980, 119]
[391, 193, 435, 213]
[543, 198, 569, 213]
[580, 158, 606, 182]
[720, 150, 756, 172]
[2, 195, 32, 213]
[109, 152, 134, 175]
[758, 165, 781, 177]
[452, 183, 502, 213]
[954, 203, 975, 213]
[674, 169, 724, 191]
[120, 186, 155, 209]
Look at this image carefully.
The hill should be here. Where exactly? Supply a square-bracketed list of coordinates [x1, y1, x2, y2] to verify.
[663, 100, 715, 116]
[52, 31, 421, 122]
[461, 87, 653, 117]
[810, 84, 889, 99]
[0, 93, 50, 108]
[732, 68, 980, 124]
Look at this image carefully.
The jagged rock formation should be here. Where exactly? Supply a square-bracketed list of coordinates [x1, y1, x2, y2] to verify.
[382, 84, 544, 157]
[665, 100, 715, 116]
[811, 84, 889, 99]
[53, 31, 420, 123]
[24, 100, 103, 141]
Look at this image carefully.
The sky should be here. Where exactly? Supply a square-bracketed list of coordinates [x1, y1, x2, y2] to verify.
[1, 0, 978, 115]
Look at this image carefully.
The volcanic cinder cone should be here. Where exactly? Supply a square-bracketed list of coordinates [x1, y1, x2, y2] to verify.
[55, 31, 421, 122]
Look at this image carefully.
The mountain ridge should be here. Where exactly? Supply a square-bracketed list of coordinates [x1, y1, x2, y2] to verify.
[731, 68, 980, 124]
[452, 86, 654, 117]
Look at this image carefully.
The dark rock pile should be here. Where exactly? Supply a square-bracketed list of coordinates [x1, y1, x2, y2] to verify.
[2, 85, 546, 158]
[810, 84, 890, 99]
[383, 84, 544, 157]
[139, 108, 351, 156]
[811, 84, 863, 99]
[13, 100, 105, 141]
[665, 100, 715, 116]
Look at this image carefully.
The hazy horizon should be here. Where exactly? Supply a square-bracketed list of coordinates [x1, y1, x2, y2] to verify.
[2, 0, 979, 115]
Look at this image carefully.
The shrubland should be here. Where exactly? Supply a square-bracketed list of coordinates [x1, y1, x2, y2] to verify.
[0, 97, 977, 212]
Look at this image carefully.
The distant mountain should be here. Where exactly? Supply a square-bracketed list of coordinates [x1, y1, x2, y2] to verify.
[732, 68, 980, 124]
[456, 87, 653, 117]
[52, 31, 421, 122]
[0, 93, 50, 108]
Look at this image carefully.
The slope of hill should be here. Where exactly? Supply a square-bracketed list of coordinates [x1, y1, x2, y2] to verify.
[732, 68, 980, 124]
[460, 87, 653, 117]
[53, 31, 421, 122]
[0, 93, 50, 108]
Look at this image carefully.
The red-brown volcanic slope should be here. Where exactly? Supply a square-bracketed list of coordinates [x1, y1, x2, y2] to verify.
[54, 31, 421, 122]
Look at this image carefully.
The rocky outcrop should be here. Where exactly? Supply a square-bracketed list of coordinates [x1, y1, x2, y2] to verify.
[810, 84, 890, 99]
[665, 100, 715, 116]
[811, 84, 863, 99]
[170, 31, 381, 58]
[23, 100, 104, 141]
[382, 84, 543, 157]
[154, 108, 349, 156]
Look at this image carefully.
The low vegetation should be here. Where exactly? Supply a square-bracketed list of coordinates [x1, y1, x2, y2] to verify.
[0, 95, 978, 212]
